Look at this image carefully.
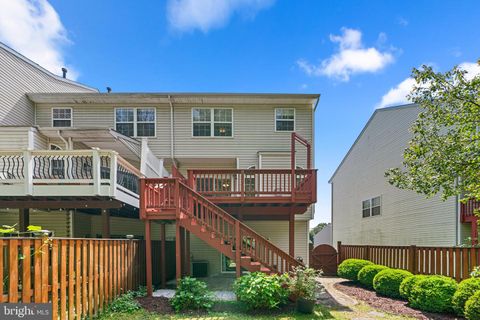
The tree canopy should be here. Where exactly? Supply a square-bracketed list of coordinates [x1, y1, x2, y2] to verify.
[385, 61, 480, 201]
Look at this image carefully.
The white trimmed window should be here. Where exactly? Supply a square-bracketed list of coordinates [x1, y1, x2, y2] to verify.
[192, 108, 233, 137]
[362, 196, 381, 218]
[275, 108, 295, 131]
[52, 108, 72, 127]
[115, 107, 155, 137]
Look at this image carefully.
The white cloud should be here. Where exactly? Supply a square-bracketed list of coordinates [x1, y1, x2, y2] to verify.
[378, 62, 480, 108]
[378, 77, 416, 108]
[0, 0, 77, 79]
[297, 27, 394, 82]
[458, 62, 480, 80]
[167, 0, 274, 33]
[397, 17, 409, 27]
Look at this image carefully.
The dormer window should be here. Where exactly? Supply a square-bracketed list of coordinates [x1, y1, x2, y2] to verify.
[52, 108, 72, 127]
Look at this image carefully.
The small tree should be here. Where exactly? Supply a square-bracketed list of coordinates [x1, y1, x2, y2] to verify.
[385, 61, 480, 203]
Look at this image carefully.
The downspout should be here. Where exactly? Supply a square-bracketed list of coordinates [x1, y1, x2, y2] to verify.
[168, 95, 175, 167]
[57, 130, 69, 150]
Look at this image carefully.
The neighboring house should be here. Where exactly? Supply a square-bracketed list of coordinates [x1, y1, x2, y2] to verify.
[313, 223, 332, 247]
[330, 104, 477, 247]
[0, 42, 319, 284]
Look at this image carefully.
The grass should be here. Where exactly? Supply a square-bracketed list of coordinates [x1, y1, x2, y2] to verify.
[96, 301, 416, 320]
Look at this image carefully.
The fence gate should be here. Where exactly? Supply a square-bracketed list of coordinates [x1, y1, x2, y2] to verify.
[310, 244, 338, 276]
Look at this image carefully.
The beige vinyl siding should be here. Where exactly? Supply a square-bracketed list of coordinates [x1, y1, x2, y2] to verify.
[0, 209, 70, 237]
[0, 46, 95, 126]
[35, 103, 312, 170]
[33, 129, 48, 149]
[0, 127, 30, 149]
[331, 105, 459, 247]
[245, 220, 309, 265]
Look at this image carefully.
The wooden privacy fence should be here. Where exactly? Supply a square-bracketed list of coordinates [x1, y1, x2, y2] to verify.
[338, 242, 480, 282]
[1, 238, 146, 320]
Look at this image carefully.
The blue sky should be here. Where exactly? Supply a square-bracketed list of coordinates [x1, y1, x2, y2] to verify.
[1, 0, 479, 227]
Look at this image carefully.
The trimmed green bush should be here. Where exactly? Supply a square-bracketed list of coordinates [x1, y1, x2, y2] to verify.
[171, 277, 214, 313]
[373, 269, 413, 298]
[452, 278, 480, 315]
[399, 275, 428, 299]
[233, 272, 290, 310]
[337, 259, 374, 281]
[409, 275, 457, 313]
[358, 265, 389, 289]
[465, 291, 480, 320]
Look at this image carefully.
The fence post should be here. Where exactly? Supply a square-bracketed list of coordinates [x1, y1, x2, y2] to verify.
[408, 245, 417, 274]
[337, 241, 343, 264]
[364, 245, 370, 261]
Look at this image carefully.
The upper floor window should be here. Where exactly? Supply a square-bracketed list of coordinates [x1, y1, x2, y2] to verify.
[275, 108, 295, 132]
[115, 108, 155, 137]
[192, 108, 233, 137]
[362, 196, 381, 218]
[52, 108, 72, 127]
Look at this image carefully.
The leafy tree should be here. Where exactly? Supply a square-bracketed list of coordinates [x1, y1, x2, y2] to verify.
[385, 61, 480, 202]
[309, 222, 328, 242]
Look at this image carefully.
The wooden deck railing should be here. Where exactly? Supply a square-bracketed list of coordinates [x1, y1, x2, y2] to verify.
[0, 238, 145, 320]
[338, 242, 480, 281]
[461, 199, 480, 222]
[187, 169, 317, 204]
[141, 178, 303, 274]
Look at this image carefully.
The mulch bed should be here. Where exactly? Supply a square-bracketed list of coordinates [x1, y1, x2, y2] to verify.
[136, 296, 298, 316]
[334, 281, 462, 320]
[136, 296, 174, 314]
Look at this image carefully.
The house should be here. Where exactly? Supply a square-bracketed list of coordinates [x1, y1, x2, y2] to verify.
[330, 104, 477, 247]
[0, 42, 319, 291]
[313, 223, 332, 247]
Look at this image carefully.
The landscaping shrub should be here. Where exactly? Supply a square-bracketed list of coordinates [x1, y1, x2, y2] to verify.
[288, 266, 323, 300]
[471, 266, 480, 278]
[399, 275, 428, 299]
[465, 291, 480, 320]
[233, 272, 290, 310]
[452, 277, 480, 315]
[171, 277, 214, 313]
[107, 291, 142, 313]
[409, 275, 457, 313]
[358, 265, 389, 289]
[373, 269, 413, 298]
[337, 259, 374, 281]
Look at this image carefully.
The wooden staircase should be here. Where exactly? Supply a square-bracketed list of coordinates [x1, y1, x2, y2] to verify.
[140, 178, 303, 275]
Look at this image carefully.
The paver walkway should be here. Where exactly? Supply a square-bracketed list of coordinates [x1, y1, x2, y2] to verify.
[153, 289, 236, 301]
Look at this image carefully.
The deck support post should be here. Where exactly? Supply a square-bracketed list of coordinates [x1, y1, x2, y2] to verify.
[472, 219, 478, 245]
[101, 209, 110, 238]
[289, 211, 295, 257]
[235, 220, 241, 277]
[19, 208, 29, 232]
[179, 227, 186, 276]
[160, 223, 166, 288]
[145, 220, 153, 297]
[185, 230, 191, 276]
[175, 221, 182, 283]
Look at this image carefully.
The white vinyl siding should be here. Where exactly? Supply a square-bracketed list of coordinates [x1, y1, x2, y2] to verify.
[331, 105, 461, 247]
[0, 45, 95, 126]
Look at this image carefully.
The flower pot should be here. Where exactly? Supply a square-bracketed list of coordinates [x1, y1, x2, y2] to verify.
[296, 297, 315, 314]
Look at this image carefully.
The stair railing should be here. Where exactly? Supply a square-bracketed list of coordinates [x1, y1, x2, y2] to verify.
[174, 178, 303, 274]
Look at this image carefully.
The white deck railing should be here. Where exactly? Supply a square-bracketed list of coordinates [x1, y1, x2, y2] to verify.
[0, 149, 143, 207]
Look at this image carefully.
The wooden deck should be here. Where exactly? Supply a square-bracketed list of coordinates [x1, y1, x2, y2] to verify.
[460, 199, 479, 244]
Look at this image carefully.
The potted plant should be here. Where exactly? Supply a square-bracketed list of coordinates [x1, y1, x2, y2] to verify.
[288, 266, 323, 314]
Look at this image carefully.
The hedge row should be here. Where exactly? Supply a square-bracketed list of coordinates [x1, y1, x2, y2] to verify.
[337, 259, 480, 319]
